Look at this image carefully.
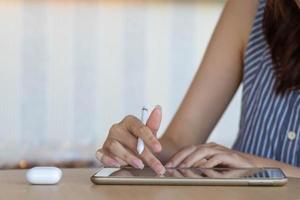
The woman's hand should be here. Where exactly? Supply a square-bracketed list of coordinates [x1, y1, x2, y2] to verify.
[96, 106, 166, 175]
[165, 142, 255, 168]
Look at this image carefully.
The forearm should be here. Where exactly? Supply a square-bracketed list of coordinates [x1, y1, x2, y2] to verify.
[155, 0, 259, 167]
[156, 0, 251, 152]
[243, 153, 300, 178]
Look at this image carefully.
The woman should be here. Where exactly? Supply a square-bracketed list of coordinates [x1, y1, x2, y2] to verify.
[97, 0, 300, 177]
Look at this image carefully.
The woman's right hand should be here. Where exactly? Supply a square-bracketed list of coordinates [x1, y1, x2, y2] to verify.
[96, 106, 166, 175]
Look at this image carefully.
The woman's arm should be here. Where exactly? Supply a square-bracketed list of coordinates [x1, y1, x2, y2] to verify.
[158, 0, 259, 162]
[165, 142, 300, 178]
[244, 154, 300, 178]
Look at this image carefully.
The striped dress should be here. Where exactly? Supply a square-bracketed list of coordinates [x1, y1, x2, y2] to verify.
[232, 0, 300, 167]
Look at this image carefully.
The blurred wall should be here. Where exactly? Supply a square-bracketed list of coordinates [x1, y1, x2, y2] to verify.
[0, 0, 241, 167]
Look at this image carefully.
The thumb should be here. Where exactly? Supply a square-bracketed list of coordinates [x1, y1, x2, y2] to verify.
[146, 105, 162, 136]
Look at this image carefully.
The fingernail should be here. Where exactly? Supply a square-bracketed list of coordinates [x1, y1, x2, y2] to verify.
[112, 162, 121, 168]
[165, 162, 172, 168]
[111, 160, 121, 167]
[159, 167, 166, 175]
[154, 144, 162, 152]
[179, 164, 186, 168]
[155, 105, 162, 111]
[132, 159, 144, 169]
[155, 164, 166, 175]
[108, 158, 120, 167]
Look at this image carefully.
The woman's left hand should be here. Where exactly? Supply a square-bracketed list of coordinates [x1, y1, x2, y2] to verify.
[165, 142, 255, 168]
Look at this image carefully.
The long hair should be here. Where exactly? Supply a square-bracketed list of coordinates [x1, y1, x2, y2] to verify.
[263, 0, 300, 94]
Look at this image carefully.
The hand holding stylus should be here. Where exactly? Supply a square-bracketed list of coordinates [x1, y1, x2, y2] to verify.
[96, 105, 166, 175]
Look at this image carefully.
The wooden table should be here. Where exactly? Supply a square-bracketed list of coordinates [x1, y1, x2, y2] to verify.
[1, 168, 300, 200]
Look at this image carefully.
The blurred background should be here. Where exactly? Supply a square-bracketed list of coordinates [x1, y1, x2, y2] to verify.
[0, 0, 242, 169]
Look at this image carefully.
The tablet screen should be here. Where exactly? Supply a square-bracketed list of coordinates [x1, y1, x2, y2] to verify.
[94, 167, 286, 179]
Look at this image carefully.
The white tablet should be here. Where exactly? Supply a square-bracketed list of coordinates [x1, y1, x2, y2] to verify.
[91, 167, 287, 186]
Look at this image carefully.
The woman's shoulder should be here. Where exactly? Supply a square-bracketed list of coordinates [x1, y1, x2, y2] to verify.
[226, 0, 260, 20]
[225, 0, 261, 51]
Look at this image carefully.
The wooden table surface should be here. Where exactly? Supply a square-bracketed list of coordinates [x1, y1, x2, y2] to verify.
[1, 168, 300, 200]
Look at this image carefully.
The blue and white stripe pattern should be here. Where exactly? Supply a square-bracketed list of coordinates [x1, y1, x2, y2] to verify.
[233, 0, 300, 167]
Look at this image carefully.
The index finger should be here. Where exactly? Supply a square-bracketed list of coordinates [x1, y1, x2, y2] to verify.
[141, 147, 166, 175]
[126, 116, 162, 153]
[109, 129, 165, 175]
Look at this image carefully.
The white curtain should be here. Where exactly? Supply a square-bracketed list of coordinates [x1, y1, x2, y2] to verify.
[0, 0, 241, 167]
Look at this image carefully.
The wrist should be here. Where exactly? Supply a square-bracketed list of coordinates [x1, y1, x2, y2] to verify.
[238, 152, 300, 177]
[240, 152, 281, 168]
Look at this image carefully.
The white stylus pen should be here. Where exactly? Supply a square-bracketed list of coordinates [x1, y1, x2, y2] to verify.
[137, 107, 148, 155]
